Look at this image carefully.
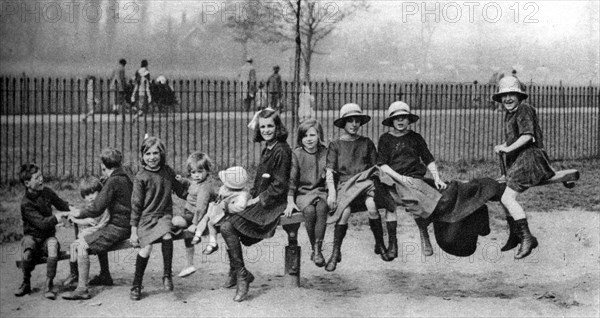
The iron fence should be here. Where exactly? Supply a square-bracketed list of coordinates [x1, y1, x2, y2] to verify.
[1, 76, 598, 184]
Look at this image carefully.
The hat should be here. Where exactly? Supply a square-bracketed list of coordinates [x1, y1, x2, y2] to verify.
[333, 103, 371, 128]
[156, 76, 166, 84]
[218, 166, 249, 190]
[492, 76, 528, 103]
[382, 101, 419, 126]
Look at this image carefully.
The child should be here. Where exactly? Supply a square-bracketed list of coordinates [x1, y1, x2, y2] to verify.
[378, 101, 447, 259]
[63, 177, 110, 286]
[492, 76, 554, 259]
[325, 103, 390, 272]
[297, 84, 315, 122]
[284, 119, 330, 267]
[129, 136, 188, 300]
[131, 60, 152, 120]
[82, 75, 98, 122]
[15, 163, 71, 299]
[191, 166, 250, 255]
[172, 151, 217, 278]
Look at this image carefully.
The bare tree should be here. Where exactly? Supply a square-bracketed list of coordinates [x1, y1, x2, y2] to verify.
[223, 0, 268, 61]
[265, 0, 368, 82]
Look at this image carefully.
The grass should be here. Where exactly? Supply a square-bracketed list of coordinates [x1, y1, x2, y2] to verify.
[1, 108, 598, 184]
[1, 159, 597, 243]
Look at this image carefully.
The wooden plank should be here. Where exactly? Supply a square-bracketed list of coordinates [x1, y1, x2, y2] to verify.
[17, 213, 308, 268]
[538, 169, 579, 186]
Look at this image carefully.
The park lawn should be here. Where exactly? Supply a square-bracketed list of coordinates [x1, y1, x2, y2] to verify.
[1, 108, 597, 184]
[1, 159, 597, 243]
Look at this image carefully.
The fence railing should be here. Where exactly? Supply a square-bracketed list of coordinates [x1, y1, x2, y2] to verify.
[1, 76, 598, 184]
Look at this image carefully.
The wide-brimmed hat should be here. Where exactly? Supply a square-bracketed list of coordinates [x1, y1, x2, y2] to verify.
[382, 101, 419, 126]
[492, 76, 528, 103]
[218, 166, 249, 190]
[333, 103, 371, 128]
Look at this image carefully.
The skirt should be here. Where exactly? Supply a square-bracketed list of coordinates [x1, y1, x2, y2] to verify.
[506, 147, 555, 193]
[227, 200, 287, 243]
[84, 223, 130, 254]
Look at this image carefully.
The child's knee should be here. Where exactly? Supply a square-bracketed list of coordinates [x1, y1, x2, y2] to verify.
[163, 233, 172, 240]
[139, 245, 152, 257]
[46, 238, 59, 256]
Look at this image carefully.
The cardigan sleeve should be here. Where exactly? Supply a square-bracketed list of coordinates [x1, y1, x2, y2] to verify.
[288, 151, 300, 197]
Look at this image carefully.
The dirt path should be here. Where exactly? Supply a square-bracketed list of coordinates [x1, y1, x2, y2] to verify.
[1, 211, 598, 317]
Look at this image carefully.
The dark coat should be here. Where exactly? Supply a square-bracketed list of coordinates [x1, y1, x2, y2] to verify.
[79, 168, 133, 229]
[228, 141, 292, 242]
[20, 187, 70, 239]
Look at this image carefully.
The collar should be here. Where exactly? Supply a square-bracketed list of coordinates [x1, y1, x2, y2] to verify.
[340, 133, 360, 141]
[25, 188, 42, 200]
[266, 140, 278, 150]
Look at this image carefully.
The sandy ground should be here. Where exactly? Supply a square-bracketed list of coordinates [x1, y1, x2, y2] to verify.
[1, 210, 598, 317]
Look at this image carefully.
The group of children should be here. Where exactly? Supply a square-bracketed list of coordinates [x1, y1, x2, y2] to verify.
[16, 75, 552, 301]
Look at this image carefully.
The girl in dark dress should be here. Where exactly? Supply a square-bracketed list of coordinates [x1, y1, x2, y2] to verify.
[283, 119, 330, 267]
[128, 137, 188, 300]
[378, 101, 446, 259]
[325, 103, 391, 272]
[492, 76, 555, 259]
[220, 109, 292, 302]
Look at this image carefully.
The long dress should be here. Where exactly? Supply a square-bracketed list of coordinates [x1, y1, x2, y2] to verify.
[227, 141, 292, 245]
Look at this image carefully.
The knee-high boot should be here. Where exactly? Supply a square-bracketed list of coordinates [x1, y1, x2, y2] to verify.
[514, 219, 538, 259]
[230, 244, 254, 302]
[386, 221, 398, 260]
[325, 224, 348, 272]
[369, 218, 391, 262]
[223, 249, 237, 289]
[501, 216, 520, 252]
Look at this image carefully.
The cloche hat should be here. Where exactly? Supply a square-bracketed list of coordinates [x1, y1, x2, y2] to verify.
[492, 76, 528, 103]
[382, 101, 419, 126]
[333, 103, 371, 128]
[218, 166, 249, 190]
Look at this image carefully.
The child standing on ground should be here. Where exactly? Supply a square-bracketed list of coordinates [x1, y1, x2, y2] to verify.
[64, 177, 110, 284]
[82, 75, 98, 122]
[377, 101, 447, 259]
[492, 76, 554, 259]
[283, 119, 330, 267]
[191, 166, 250, 254]
[15, 163, 71, 299]
[129, 136, 188, 300]
[325, 103, 391, 272]
[172, 151, 218, 278]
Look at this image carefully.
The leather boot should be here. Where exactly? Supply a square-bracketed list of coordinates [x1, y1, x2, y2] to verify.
[63, 261, 79, 286]
[386, 221, 398, 260]
[130, 255, 149, 301]
[501, 216, 520, 252]
[15, 260, 32, 297]
[44, 257, 58, 300]
[233, 267, 253, 302]
[325, 224, 347, 272]
[223, 249, 237, 288]
[514, 219, 538, 259]
[415, 218, 434, 256]
[369, 218, 391, 262]
[313, 240, 326, 267]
